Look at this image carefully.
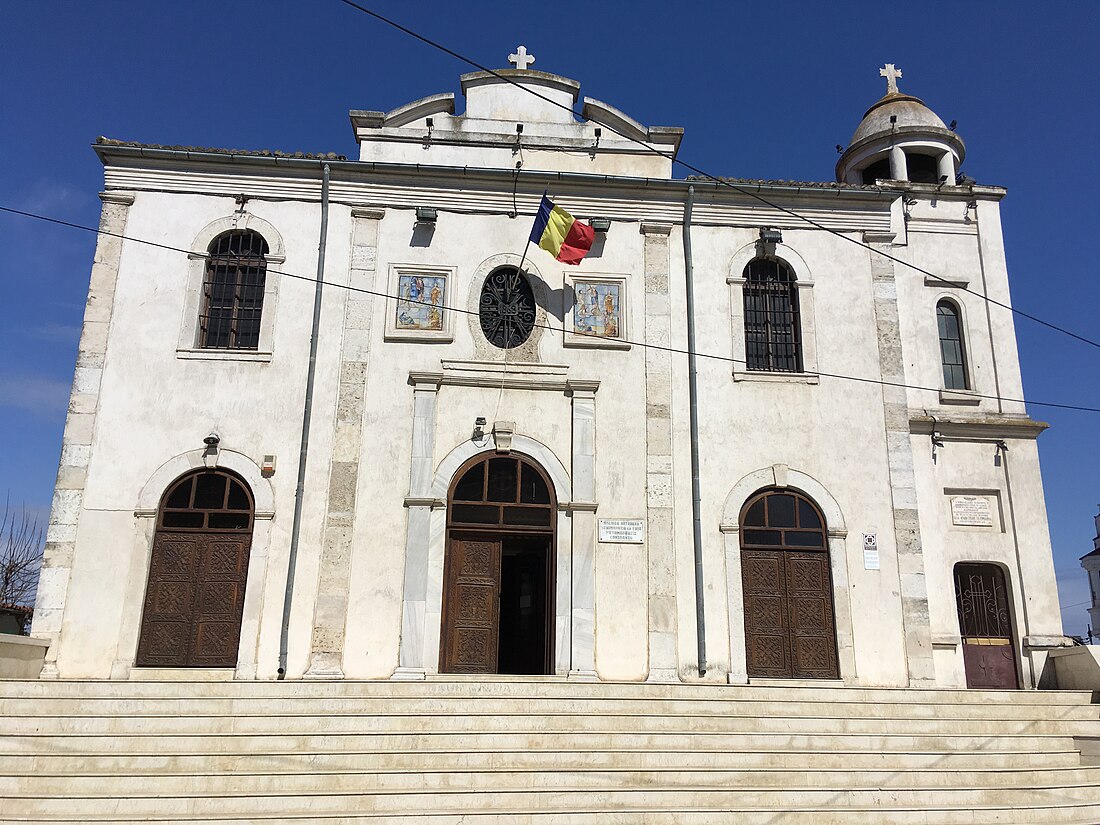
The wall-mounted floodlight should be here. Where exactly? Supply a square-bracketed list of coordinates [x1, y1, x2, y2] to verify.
[759, 228, 783, 244]
[589, 217, 611, 232]
[415, 207, 438, 223]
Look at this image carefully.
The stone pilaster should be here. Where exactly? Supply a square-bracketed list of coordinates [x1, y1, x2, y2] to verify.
[640, 222, 678, 682]
[395, 372, 443, 678]
[869, 242, 936, 686]
[568, 380, 599, 678]
[31, 192, 135, 678]
[305, 208, 384, 679]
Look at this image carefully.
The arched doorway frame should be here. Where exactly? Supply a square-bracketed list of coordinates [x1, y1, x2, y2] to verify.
[720, 465, 856, 684]
[114, 449, 274, 679]
[407, 435, 574, 676]
[439, 451, 558, 674]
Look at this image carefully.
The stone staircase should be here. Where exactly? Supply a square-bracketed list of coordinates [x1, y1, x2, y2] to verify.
[1, 677, 1099, 824]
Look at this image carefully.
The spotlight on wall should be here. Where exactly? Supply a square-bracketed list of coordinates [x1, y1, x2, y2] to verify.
[759, 228, 783, 244]
[203, 432, 221, 448]
[589, 217, 611, 232]
[415, 206, 438, 224]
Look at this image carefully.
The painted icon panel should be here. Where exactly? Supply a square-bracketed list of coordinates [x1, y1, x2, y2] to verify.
[396, 273, 446, 331]
[573, 281, 621, 339]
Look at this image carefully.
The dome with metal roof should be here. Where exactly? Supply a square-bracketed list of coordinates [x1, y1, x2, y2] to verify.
[836, 65, 965, 186]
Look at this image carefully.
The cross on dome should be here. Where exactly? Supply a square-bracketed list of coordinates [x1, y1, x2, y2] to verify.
[880, 63, 903, 95]
[508, 45, 535, 70]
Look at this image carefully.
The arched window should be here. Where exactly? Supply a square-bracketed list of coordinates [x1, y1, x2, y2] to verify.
[479, 266, 536, 349]
[936, 300, 969, 390]
[200, 230, 269, 349]
[744, 259, 802, 372]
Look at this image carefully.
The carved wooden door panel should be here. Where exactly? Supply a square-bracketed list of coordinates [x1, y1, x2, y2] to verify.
[189, 535, 251, 667]
[955, 563, 1019, 689]
[786, 551, 839, 679]
[440, 535, 502, 674]
[742, 550, 792, 678]
[136, 532, 251, 668]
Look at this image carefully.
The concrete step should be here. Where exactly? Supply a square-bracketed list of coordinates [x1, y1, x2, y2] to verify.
[2, 747, 1083, 773]
[1, 731, 1078, 755]
[4, 711, 1097, 737]
[0, 678, 1091, 706]
[6, 784, 1100, 819]
[8, 810, 1096, 825]
[4, 695, 1095, 721]
[5, 765, 1100, 795]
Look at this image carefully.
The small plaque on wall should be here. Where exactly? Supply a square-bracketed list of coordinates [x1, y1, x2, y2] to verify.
[950, 495, 994, 527]
[598, 519, 645, 544]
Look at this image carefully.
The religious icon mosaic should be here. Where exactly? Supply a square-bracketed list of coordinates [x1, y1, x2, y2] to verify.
[572, 281, 622, 339]
[395, 273, 446, 331]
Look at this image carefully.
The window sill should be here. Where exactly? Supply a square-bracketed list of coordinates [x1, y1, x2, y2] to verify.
[734, 370, 819, 384]
[176, 348, 272, 363]
[939, 388, 981, 405]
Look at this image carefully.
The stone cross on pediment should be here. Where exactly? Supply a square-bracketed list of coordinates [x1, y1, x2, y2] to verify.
[880, 63, 903, 95]
[509, 45, 535, 70]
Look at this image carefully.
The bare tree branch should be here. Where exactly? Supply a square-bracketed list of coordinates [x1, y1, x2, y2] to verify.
[1, 497, 44, 634]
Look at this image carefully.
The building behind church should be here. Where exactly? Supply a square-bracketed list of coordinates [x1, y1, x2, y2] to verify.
[30, 54, 1068, 689]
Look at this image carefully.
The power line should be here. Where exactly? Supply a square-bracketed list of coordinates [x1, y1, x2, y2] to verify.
[4, 203, 1098, 415]
[333, 0, 1100, 352]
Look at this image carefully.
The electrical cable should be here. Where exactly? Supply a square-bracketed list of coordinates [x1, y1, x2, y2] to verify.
[333, 0, 1100, 352]
[3, 203, 1097, 414]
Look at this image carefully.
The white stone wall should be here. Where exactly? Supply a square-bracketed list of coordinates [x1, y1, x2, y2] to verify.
[37, 140, 1063, 688]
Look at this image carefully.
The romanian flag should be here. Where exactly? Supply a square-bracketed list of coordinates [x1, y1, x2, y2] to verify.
[529, 196, 594, 265]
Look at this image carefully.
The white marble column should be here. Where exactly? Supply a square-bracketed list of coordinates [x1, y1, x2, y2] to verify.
[32, 192, 134, 679]
[395, 372, 443, 679]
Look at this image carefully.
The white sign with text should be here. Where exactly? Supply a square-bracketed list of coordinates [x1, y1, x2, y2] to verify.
[598, 519, 645, 544]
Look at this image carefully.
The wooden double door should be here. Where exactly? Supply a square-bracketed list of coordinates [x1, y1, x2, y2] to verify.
[136, 470, 253, 668]
[741, 489, 839, 679]
[440, 532, 553, 674]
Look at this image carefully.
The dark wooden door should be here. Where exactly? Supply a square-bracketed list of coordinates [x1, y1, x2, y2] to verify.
[136, 470, 254, 668]
[136, 531, 251, 667]
[440, 534, 502, 674]
[741, 490, 839, 680]
[955, 563, 1019, 689]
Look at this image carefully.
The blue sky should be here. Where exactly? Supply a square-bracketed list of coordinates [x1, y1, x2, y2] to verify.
[2, 1, 1097, 632]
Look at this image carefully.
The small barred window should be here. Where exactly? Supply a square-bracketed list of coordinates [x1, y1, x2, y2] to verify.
[479, 266, 536, 349]
[743, 259, 802, 372]
[200, 231, 268, 349]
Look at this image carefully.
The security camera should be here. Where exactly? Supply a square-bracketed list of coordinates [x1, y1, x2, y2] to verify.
[203, 432, 221, 447]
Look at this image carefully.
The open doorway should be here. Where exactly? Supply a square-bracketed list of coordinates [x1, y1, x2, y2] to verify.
[439, 454, 556, 675]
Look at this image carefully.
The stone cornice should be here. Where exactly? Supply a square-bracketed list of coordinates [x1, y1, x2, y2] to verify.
[909, 414, 1048, 440]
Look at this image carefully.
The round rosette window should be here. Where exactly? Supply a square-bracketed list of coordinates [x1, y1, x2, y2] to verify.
[479, 267, 536, 349]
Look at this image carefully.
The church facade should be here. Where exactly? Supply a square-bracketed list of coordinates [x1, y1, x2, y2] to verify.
[31, 54, 1067, 688]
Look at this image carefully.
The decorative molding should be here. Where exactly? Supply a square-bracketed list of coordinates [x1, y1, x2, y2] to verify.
[909, 414, 1048, 440]
[1023, 635, 1073, 650]
[733, 370, 820, 384]
[99, 191, 135, 205]
[924, 274, 971, 288]
[561, 501, 598, 513]
[175, 348, 273, 363]
[403, 496, 445, 509]
[409, 362, 599, 394]
[639, 222, 673, 236]
[351, 207, 386, 220]
[938, 388, 982, 406]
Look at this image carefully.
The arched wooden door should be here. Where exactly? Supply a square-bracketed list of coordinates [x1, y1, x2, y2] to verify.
[136, 470, 254, 668]
[954, 563, 1019, 689]
[740, 489, 839, 679]
[440, 453, 556, 675]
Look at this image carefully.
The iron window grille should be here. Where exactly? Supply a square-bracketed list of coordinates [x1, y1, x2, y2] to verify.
[744, 258, 803, 372]
[936, 300, 969, 390]
[200, 231, 269, 350]
[479, 267, 536, 349]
